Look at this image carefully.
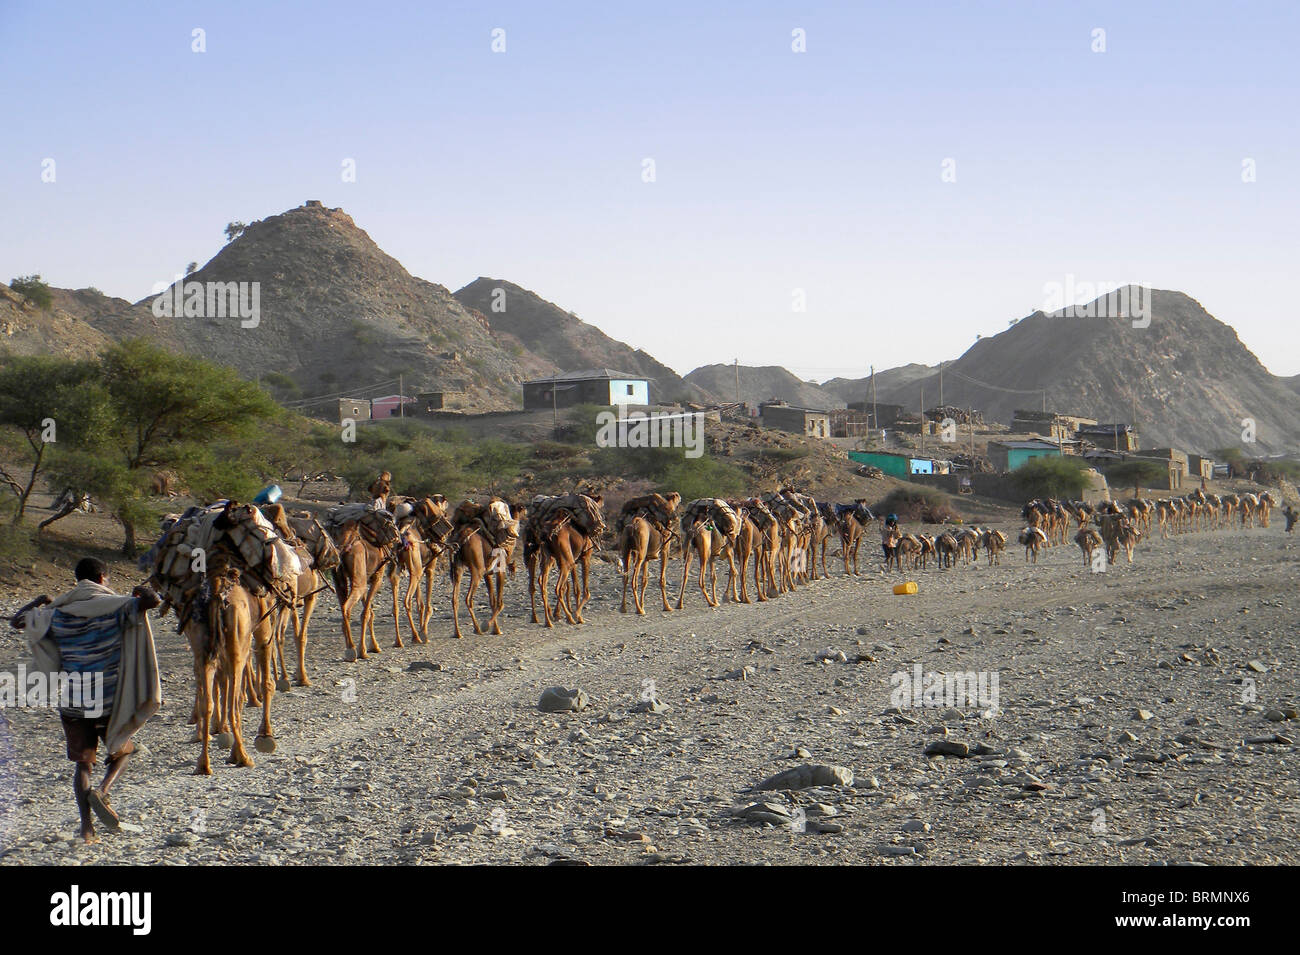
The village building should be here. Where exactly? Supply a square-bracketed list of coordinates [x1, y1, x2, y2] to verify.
[1134, 447, 1189, 490]
[1186, 453, 1216, 481]
[987, 439, 1063, 473]
[371, 393, 416, 418]
[1077, 423, 1140, 451]
[522, 369, 651, 410]
[1010, 409, 1098, 443]
[337, 397, 372, 424]
[760, 400, 830, 438]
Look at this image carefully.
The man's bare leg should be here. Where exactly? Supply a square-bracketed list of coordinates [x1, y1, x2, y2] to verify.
[73, 759, 96, 844]
[87, 751, 128, 832]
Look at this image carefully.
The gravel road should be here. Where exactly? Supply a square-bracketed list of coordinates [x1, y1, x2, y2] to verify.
[2, 521, 1297, 865]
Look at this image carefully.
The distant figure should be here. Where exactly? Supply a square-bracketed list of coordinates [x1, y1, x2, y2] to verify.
[368, 470, 393, 509]
[1284, 506, 1298, 534]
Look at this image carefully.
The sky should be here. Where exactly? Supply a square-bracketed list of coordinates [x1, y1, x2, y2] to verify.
[2, 0, 1298, 380]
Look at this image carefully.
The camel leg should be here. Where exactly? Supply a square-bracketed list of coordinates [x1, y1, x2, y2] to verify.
[389, 565, 404, 649]
[359, 570, 385, 657]
[404, 566, 423, 644]
[466, 569, 485, 635]
[658, 550, 672, 612]
[295, 590, 317, 686]
[253, 612, 276, 753]
[528, 552, 540, 625]
[451, 565, 465, 639]
[226, 630, 254, 768]
[676, 543, 693, 609]
[486, 573, 504, 635]
[620, 552, 632, 613]
[192, 651, 216, 775]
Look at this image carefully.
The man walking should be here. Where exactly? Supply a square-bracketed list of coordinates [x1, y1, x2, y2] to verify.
[11, 557, 162, 844]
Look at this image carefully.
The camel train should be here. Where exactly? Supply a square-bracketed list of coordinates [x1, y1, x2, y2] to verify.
[143, 477, 1282, 774]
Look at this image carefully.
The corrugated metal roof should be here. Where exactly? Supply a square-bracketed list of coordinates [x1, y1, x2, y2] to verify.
[523, 368, 651, 384]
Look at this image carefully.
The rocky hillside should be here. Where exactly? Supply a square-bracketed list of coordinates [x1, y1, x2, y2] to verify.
[820, 362, 937, 407]
[90, 202, 527, 410]
[0, 284, 119, 359]
[684, 364, 845, 411]
[861, 289, 1300, 454]
[454, 278, 713, 404]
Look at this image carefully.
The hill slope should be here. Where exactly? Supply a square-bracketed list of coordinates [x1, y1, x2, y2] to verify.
[91, 202, 526, 409]
[866, 289, 1300, 454]
[453, 278, 713, 404]
[820, 362, 937, 407]
[685, 364, 845, 410]
[0, 285, 118, 359]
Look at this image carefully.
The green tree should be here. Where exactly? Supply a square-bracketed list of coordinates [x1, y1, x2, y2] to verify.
[9, 275, 52, 309]
[0, 354, 101, 521]
[1103, 459, 1169, 496]
[1009, 455, 1090, 499]
[224, 222, 246, 243]
[53, 340, 279, 555]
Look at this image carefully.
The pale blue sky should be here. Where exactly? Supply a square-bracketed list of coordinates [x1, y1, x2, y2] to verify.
[3, 0, 1297, 378]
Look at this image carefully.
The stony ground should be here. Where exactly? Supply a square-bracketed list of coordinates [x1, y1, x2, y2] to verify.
[1, 519, 1297, 866]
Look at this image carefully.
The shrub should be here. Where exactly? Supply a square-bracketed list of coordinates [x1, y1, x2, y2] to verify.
[1009, 455, 1090, 499]
[874, 486, 962, 524]
[10, 275, 52, 309]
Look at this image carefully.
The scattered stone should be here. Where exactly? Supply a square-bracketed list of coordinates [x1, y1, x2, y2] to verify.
[631, 698, 670, 714]
[539, 687, 589, 713]
[924, 740, 970, 758]
[752, 764, 854, 791]
[1247, 660, 1268, 673]
[719, 666, 757, 681]
[1134, 709, 1155, 721]
[407, 661, 443, 672]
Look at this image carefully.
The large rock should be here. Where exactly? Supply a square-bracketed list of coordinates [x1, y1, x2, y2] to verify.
[752, 764, 854, 792]
[539, 686, 589, 713]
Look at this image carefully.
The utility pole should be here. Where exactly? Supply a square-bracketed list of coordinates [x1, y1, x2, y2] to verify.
[552, 377, 558, 437]
[734, 358, 740, 405]
[399, 374, 404, 418]
[871, 365, 878, 447]
[920, 384, 925, 454]
[939, 361, 944, 407]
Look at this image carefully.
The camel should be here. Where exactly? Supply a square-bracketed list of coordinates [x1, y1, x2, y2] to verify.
[531, 512, 596, 627]
[741, 499, 782, 600]
[1018, 525, 1048, 563]
[831, 502, 872, 576]
[1258, 491, 1277, 528]
[254, 510, 341, 689]
[204, 553, 277, 770]
[725, 503, 764, 604]
[935, 531, 959, 569]
[330, 518, 397, 661]
[383, 524, 426, 646]
[981, 529, 1006, 565]
[450, 502, 525, 639]
[1075, 527, 1103, 568]
[676, 514, 736, 609]
[392, 494, 453, 636]
[894, 533, 922, 571]
[619, 516, 674, 614]
[1240, 493, 1260, 528]
[1100, 514, 1139, 564]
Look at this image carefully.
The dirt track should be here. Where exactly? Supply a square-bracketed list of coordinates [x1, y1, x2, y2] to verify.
[2, 520, 1298, 866]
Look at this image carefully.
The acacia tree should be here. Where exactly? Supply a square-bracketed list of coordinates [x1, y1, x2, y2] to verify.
[0, 355, 101, 521]
[1104, 459, 1169, 497]
[50, 340, 278, 555]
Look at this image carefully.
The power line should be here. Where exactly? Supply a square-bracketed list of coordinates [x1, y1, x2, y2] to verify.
[282, 376, 404, 407]
[946, 369, 1048, 396]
